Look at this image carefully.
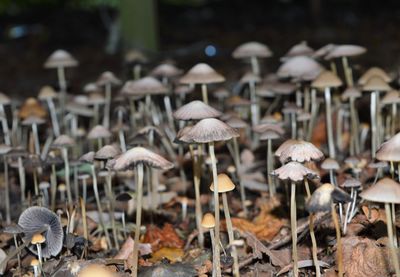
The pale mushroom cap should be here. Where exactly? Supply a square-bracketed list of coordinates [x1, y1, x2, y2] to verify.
[96, 71, 121, 86]
[240, 72, 262, 84]
[342, 87, 362, 100]
[275, 139, 299, 157]
[124, 49, 147, 64]
[311, 71, 343, 88]
[253, 123, 285, 135]
[278, 140, 324, 163]
[44, 49, 78, 68]
[112, 146, 174, 170]
[341, 178, 361, 188]
[201, 213, 216, 228]
[210, 173, 235, 193]
[38, 86, 57, 100]
[277, 56, 324, 81]
[225, 117, 248, 129]
[306, 183, 351, 213]
[79, 151, 95, 163]
[313, 44, 336, 59]
[259, 130, 281, 140]
[321, 158, 340, 170]
[271, 161, 319, 182]
[324, 44, 366, 59]
[360, 178, 400, 204]
[381, 90, 400, 105]
[232, 41, 273, 58]
[53, 134, 75, 147]
[180, 63, 225, 84]
[282, 41, 315, 61]
[95, 145, 121, 160]
[121, 77, 168, 96]
[0, 92, 11, 105]
[151, 63, 183, 78]
[362, 76, 391, 92]
[180, 118, 239, 143]
[87, 125, 112, 139]
[376, 132, 400, 161]
[22, 116, 46, 126]
[31, 233, 46, 244]
[83, 83, 100, 93]
[173, 100, 222, 121]
[358, 67, 392, 85]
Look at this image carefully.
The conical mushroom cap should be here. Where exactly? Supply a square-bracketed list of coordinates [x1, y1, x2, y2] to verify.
[362, 76, 391, 92]
[253, 123, 285, 135]
[358, 67, 392, 85]
[44, 49, 78, 68]
[87, 125, 111, 139]
[180, 63, 225, 84]
[341, 178, 361, 188]
[321, 158, 340, 170]
[79, 151, 95, 163]
[381, 90, 400, 105]
[210, 173, 235, 193]
[38, 86, 57, 100]
[18, 206, 63, 258]
[18, 98, 47, 119]
[240, 72, 261, 84]
[376, 132, 400, 161]
[360, 178, 400, 204]
[52, 134, 75, 148]
[271, 161, 319, 182]
[278, 140, 324, 163]
[277, 56, 324, 81]
[173, 100, 222, 121]
[180, 118, 239, 143]
[151, 63, 183, 78]
[0, 92, 11, 105]
[96, 71, 121, 86]
[225, 117, 248, 129]
[95, 145, 121, 160]
[112, 147, 174, 170]
[324, 44, 366, 59]
[312, 71, 343, 89]
[121, 77, 168, 96]
[313, 44, 336, 59]
[342, 87, 361, 100]
[275, 139, 299, 157]
[232, 41, 273, 58]
[201, 213, 216, 228]
[306, 183, 351, 213]
[282, 41, 314, 61]
[259, 130, 281, 140]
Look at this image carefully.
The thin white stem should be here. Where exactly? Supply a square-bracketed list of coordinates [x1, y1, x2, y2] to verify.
[132, 163, 144, 277]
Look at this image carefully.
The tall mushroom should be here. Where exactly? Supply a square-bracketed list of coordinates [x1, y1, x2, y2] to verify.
[232, 41, 273, 76]
[87, 125, 112, 150]
[38, 86, 60, 137]
[96, 71, 121, 129]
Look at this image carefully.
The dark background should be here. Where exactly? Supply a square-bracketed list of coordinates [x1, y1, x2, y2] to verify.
[1, 0, 400, 96]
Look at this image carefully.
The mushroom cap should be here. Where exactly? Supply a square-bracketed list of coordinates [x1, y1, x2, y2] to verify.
[78, 264, 116, 277]
[297, 112, 312, 122]
[95, 145, 121, 160]
[210, 173, 235, 193]
[381, 90, 400, 105]
[376, 132, 400, 161]
[240, 72, 262, 84]
[53, 134, 75, 148]
[360, 178, 400, 204]
[253, 123, 285, 135]
[232, 41, 273, 59]
[22, 116, 46, 126]
[213, 88, 230, 99]
[44, 49, 78, 68]
[201, 213, 216, 228]
[173, 100, 222, 121]
[18, 206, 63, 257]
[362, 76, 391, 92]
[179, 118, 239, 143]
[87, 125, 111, 140]
[324, 44, 366, 59]
[313, 44, 336, 59]
[321, 158, 340, 170]
[112, 147, 174, 170]
[0, 92, 11, 105]
[277, 56, 324, 81]
[83, 83, 100, 94]
[66, 103, 94, 117]
[368, 161, 388, 169]
[341, 178, 361, 188]
[306, 183, 351, 213]
[79, 151, 95, 164]
[282, 41, 315, 61]
[180, 63, 225, 84]
[225, 117, 248, 129]
[124, 49, 148, 64]
[96, 71, 121, 87]
[38, 86, 58, 100]
[358, 67, 392, 85]
[151, 63, 183, 78]
[278, 140, 324, 163]
[226, 95, 251, 107]
[3, 223, 23, 234]
[271, 161, 319, 182]
[31, 233, 46, 244]
[275, 139, 299, 157]
[18, 98, 47, 119]
[121, 77, 168, 96]
[30, 259, 40, 267]
[342, 87, 362, 100]
[259, 130, 281, 140]
[311, 71, 343, 89]
[139, 262, 197, 277]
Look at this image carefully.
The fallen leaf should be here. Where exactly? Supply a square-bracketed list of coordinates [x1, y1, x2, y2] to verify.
[114, 236, 152, 260]
[149, 247, 184, 263]
[361, 205, 386, 224]
[143, 224, 184, 251]
[244, 232, 284, 267]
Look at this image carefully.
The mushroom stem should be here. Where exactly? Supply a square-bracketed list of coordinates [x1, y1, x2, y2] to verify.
[82, 178, 87, 204]
[304, 178, 311, 199]
[132, 163, 144, 277]
[46, 99, 60, 137]
[57, 66, 67, 119]
[343, 188, 354, 234]
[371, 91, 378, 158]
[290, 182, 298, 277]
[163, 95, 176, 134]
[232, 137, 247, 216]
[107, 169, 119, 249]
[342, 57, 353, 87]
[190, 145, 204, 248]
[36, 244, 42, 268]
[90, 164, 111, 248]
[133, 64, 141, 80]
[118, 130, 127, 152]
[50, 164, 57, 211]
[349, 97, 360, 155]
[201, 84, 209, 105]
[324, 87, 336, 158]
[18, 157, 26, 203]
[222, 193, 240, 277]
[250, 56, 260, 75]
[129, 98, 137, 129]
[309, 213, 321, 277]
[209, 142, 222, 277]
[0, 104, 11, 145]
[290, 112, 297, 139]
[267, 138, 276, 196]
[4, 156, 10, 224]
[80, 197, 88, 258]
[103, 83, 112, 129]
[249, 80, 259, 128]
[31, 123, 41, 155]
[331, 203, 343, 277]
[13, 234, 21, 274]
[307, 88, 319, 141]
[391, 103, 397, 136]
[209, 228, 216, 277]
[33, 169, 39, 196]
[384, 202, 400, 276]
[391, 203, 398, 248]
[61, 147, 73, 208]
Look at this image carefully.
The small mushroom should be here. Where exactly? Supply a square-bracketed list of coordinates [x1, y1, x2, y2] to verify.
[31, 233, 45, 267]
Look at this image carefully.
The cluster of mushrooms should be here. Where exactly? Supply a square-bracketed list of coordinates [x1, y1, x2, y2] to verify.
[1, 40, 400, 277]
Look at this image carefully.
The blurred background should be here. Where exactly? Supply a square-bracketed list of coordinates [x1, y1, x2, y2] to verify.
[1, 0, 400, 95]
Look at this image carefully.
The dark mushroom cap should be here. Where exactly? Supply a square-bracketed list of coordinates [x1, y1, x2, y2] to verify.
[180, 63, 225, 84]
[112, 147, 174, 170]
[173, 100, 222, 121]
[18, 98, 47, 120]
[271, 161, 319, 182]
[18, 206, 63, 258]
[180, 118, 239, 143]
[306, 183, 351, 213]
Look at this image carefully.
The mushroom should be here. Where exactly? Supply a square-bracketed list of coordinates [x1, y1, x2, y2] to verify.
[3, 223, 23, 272]
[31, 233, 45, 267]
[341, 178, 361, 234]
[52, 135, 75, 207]
[22, 116, 46, 155]
[376, 131, 400, 180]
[210, 174, 240, 277]
[271, 161, 319, 277]
[39, 181, 50, 207]
[96, 71, 121, 129]
[78, 174, 90, 204]
[0, 92, 12, 145]
[180, 63, 225, 104]
[87, 125, 112, 150]
[201, 212, 216, 275]
[111, 146, 174, 277]
[38, 86, 60, 137]
[179, 118, 239, 277]
[8, 147, 28, 203]
[306, 183, 351, 277]
[312, 71, 343, 158]
[124, 49, 148, 80]
[381, 90, 400, 137]
[232, 41, 273, 75]
[45, 150, 63, 210]
[281, 41, 315, 61]
[30, 258, 40, 277]
[341, 87, 362, 155]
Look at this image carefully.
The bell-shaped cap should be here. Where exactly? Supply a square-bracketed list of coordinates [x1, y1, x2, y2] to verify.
[87, 125, 111, 140]
[112, 147, 174, 170]
[362, 76, 391, 92]
[281, 41, 315, 61]
[96, 71, 121, 87]
[324, 44, 366, 60]
[278, 140, 324, 163]
[44, 49, 78, 68]
[38, 86, 57, 100]
[18, 98, 47, 119]
[376, 132, 400, 162]
[360, 178, 400, 204]
[271, 161, 319, 182]
[232, 41, 273, 59]
[52, 134, 75, 148]
[277, 56, 324, 81]
[95, 144, 121, 160]
[358, 67, 392, 85]
[173, 100, 222, 121]
[121, 77, 168, 96]
[151, 63, 183, 78]
[180, 63, 225, 84]
[210, 173, 235, 193]
[201, 213, 216, 229]
[312, 71, 343, 89]
[321, 158, 340, 170]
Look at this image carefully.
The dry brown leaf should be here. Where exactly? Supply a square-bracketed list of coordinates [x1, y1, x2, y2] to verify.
[114, 236, 152, 260]
[149, 247, 184, 263]
[361, 205, 386, 224]
[143, 224, 184, 251]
